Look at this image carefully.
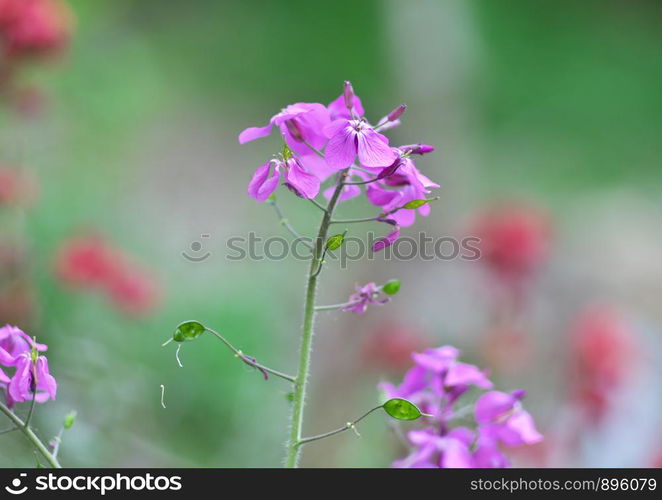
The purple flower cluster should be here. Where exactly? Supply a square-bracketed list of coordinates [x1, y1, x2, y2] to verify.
[239, 81, 439, 250]
[380, 346, 542, 468]
[0, 324, 56, 408]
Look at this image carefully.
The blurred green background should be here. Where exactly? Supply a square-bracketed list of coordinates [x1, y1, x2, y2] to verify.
[1, 0, 661, 467]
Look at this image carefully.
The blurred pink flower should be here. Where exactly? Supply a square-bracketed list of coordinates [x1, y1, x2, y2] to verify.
[569, 306, 636, 419]
[361, 322, 427, 371]
[54, 233, 160, 317]
[0, 166, 38, 207]
[471, 203, 551, 285]
[0, 0, 73, 60]
[106, 265, 160, 317]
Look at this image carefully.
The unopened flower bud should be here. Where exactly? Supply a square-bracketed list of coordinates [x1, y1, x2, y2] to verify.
[512, 389, 527, 400]
[399, 143, 435, 155]
[387, 104, 407, 122]
[285, 119, 304, 142]
[343, 81, 355, 110]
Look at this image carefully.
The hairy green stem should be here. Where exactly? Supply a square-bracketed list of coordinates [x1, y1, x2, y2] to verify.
[285, 169, 348, 467]
[0, 401, 61, 468]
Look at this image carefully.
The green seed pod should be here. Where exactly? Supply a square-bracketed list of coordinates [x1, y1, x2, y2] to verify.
[382, 279, 401, 295]
[173, 320, 206, 342]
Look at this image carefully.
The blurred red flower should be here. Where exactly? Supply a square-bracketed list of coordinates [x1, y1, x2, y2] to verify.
[0, 166, 38, 207]
[54, 233, 160, 317]
[471, 203, 551, 286]
[362, 322, 427, 372]
[568, 306, 636, 420]
[0, 0, 73, 60]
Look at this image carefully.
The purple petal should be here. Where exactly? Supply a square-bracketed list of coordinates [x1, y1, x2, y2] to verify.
[278, 103, 331, 154]
[447, 427, 475, 446]
[285, 159, 320, 199]
[8, 355, 31, 403]
[498, 410, 543, 446]
[328, 94, 365, 120]
[473, 440, 510, 468]
[372, 227, 400, 252]
[299, 154, 341, 182]
[408, 428, 438, 446]
[389, 207, 417, 228]
[396, 364, 429, 397]
[238, 123, 274, 144]
[412, 350, 455, 373]
[475, 391, 517, 424]
[247, 161, 281, 202]
[440, 437, 473, 468]
[366, 184, 401, 207]
[325, 126, 357, 169]
[35, 357, 57, 400]
[445, 362, 493, 389]
[357, 129, 397, 167]
[0, 346, 15, 366]
[323, 118, 351, 139]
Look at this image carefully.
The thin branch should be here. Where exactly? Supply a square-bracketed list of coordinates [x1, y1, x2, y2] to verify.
[297, 405, 383, 447]
[308, 198, 328, 213]
[0, 401, 61, 468]
[329, 216, 377, 225]
[310, 250, 327, 279]
[51, 428, 64, 459]
[205, 328, 296, 383]
[24, 387, 37, 428]
[314, 300, 361, 312]
[384, 196, 441, 217]
[269, 199, 313, 250]
[344, 176, 382, 186]
[330, 197, 441, 225]
[302, 141, 324, 158]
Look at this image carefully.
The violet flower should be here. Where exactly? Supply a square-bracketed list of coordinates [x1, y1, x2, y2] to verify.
[380, 346, 541, 468]
[394, 427, 475, 468]
[366, 154, 440, 227]
[474, 390, 543, 447]
[342, 282, 389, 315]
[0, 324, 47, 358]
[7, 352, 57, 407]
[0, 325, 56, 408]
[324, 118, 397, 169]
[247, 156, 320, 201]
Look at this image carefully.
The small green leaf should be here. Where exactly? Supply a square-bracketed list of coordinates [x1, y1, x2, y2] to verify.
[63, 410, 77, 430]
[326, 231, 346, 251]
[382, 398, 426, 421]
[285, 392, 294, 402]
[382, 279, 401, 295]
[403, 199, 428, 209]
[173, 320, 206, 342]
